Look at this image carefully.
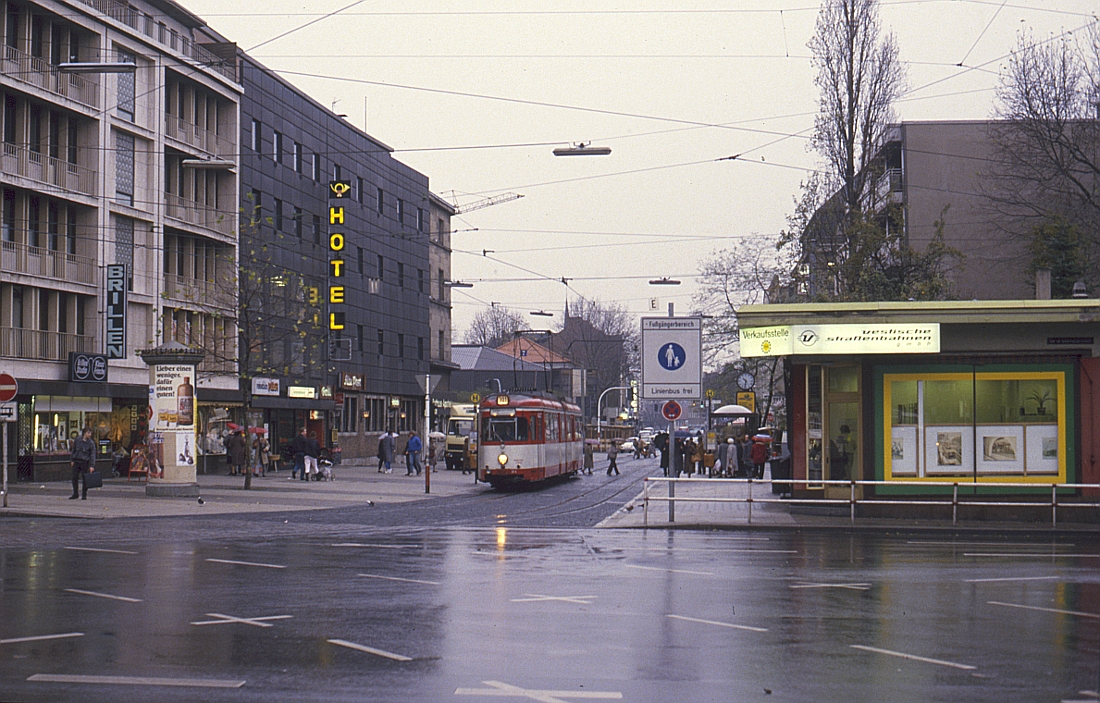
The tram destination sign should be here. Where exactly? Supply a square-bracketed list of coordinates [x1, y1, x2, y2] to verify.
[641, 317, 702, 400]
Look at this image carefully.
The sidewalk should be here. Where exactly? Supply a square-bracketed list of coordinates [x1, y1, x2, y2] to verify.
[0, 460, 481, 520]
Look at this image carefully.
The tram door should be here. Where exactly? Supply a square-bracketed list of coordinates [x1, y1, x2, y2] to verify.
[823, 365, 861, 500]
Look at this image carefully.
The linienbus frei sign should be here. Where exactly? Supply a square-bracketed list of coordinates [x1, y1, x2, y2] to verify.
[328, 181, 351, 333]
[739, 323, 940, 357]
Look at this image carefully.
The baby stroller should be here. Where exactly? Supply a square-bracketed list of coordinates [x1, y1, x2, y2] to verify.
[312, 449, 335, 481]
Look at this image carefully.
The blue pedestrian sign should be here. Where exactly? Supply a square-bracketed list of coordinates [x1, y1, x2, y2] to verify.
[640, 317, 702, 400]
[657, 342, 685, 371]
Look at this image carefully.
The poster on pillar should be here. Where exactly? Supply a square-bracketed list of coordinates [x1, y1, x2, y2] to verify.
[149, 363, 197, 481]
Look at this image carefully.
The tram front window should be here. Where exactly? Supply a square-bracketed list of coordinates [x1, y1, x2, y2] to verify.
[484, 417, 529, 442]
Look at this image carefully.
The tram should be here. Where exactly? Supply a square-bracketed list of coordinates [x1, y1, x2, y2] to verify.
[476, 392, 583, 487]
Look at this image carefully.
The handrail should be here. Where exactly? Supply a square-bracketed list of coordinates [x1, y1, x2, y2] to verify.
[641, 477, 1100, 528]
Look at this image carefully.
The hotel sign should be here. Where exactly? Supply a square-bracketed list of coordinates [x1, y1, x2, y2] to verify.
[328, 181, 350, 334]
[105, 264, 127, 359]
[740, 323, 940, 357]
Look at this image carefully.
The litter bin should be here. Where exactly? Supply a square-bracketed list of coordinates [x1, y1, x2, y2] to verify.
[771, 456, 791, 495]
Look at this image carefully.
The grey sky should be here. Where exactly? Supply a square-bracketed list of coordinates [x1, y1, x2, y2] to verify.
[185, 0, 1098, 342]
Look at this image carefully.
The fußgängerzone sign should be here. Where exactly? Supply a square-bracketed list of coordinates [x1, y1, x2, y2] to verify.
[739, 323, 940, 357]
[641, 317, 702, 399]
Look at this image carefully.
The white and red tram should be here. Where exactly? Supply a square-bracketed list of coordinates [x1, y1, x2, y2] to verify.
[476, 392, 583, 487]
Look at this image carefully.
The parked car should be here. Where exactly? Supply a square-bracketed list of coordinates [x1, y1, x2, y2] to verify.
[619, 437, 639, 452]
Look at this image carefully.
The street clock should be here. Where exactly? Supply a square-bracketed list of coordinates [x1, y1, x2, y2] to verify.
[736, 371, 756, 390]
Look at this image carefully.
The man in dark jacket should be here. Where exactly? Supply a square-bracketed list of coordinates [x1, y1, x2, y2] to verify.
[304, 432, 321, 480]
[289, 428, 309, 479]
[70, 428, 96, 500]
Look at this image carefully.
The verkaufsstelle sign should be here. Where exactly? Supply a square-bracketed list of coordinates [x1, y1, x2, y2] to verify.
[739, 323, 940, 357]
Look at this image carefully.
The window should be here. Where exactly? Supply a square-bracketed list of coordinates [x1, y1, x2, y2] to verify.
[333, 163, 341, 181]
[274, 199, 283, 231]
[397, 262, 404, 288]
[11, 285, 23, 328]
[5, 6, 18, 50]
[115, 216, 133, 276]
[417, 208, 425, 232]
[397, 198, 404, 224]
[251, 119, 261, 152]
[377, 255, 384, 281]
[313, 213, 321, 244]
[48, 111, 59, 159]
[357, 246, 363, 274]
[28, 105, 41, 153]
[4, 95, 17, 144]
[356, 176, 364, 204]
[417, 336, 424, 361]
[376, 187, 383, 215]
[437, 268, 444, 300]
[2, 190, 15, 242]
[116, 52, 135, 121]
[47, 201, 58, 250]
[376, 329, 384, 355]
[397, 333, 404, 358]
[27, 197, 39, 248]
[294, 206, 303, 238]
[294, 142, 303, 173]
[67, 122, 78, 165]
[249, 189, 262, 223]
[357, 324, 364, 352]
[438, 330, 444, 360]
[312, 153, 320, 181]
[115, 132, 134, 206]
[273, 131, 282, 163]
[341, 395, 359, 433]
[417, 268, 424, 293]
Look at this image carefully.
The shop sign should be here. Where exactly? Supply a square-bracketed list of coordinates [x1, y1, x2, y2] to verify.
[152, 364, 195, 429]
[328, 181, 350, 334]
[319, 385, 334, 399]
[334, 392, 345, 405]
[288, 385, 317, 399]
[251, 377, 281, 396]
[105, 264, 127, 359]
[340, 372, 365, 391]
[389, 396, 400, 408]
[69, 352, 109, 383]
[736, 391, 756, 413]
[740, 323, 940, 357]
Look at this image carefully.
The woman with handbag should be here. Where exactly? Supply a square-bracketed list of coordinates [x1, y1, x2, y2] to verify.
[70, 428, 97, 500]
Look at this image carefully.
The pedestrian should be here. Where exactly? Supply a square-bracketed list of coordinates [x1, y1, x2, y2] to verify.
[254, 435, 271, 477]
[227, 430, 248, 477]
[654, 432, 670, 476]
[405, 432, 423, 476]
[289, 428, 309, 479]
[683, 437, 696, 476]
[739, 435, 753, 478]
[304, 431, 321, 480]
[376, 433, 388, 472]
[69, 427, 96, 500]
[379, 431, 395, 473]
[717, 437, 730, 478]
[751, 438, 769, 479]
[633, 439, 643, 460]
[583, 442, 594, 475]
[606, 440, 620, 476]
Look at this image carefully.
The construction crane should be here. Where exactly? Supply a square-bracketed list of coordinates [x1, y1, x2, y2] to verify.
[444, 192, 524, 214]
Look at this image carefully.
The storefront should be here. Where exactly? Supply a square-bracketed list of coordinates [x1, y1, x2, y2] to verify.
[250, 378, 335, 466]
[737, 300, 1100, 512]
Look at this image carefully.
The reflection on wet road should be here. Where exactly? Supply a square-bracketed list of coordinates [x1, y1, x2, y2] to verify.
[2, 529, 1098, 702]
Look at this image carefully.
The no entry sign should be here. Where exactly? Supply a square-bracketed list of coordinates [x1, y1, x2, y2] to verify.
[661, 401, 682, 421]
[0, 374, 17, 402]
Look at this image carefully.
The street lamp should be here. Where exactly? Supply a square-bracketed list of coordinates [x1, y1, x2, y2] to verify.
[444, 280, 474, 288]
[529, 310, 553, 317]
[181, 158, 236, 170]
[553, 142, 611, 156]
[649, 277, 681, 317]
[58, 61, 136, 73]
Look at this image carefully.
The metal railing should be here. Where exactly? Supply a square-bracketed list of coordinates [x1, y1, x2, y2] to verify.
[1, 142, 97, 196]
[165, 113, 234, 158]
[1, 240, 97, 285]
[1, 44, 100, 108]
[0, 327, 93, 360]
[642, 477, 1100, 528]
[165, 193, 235, 236]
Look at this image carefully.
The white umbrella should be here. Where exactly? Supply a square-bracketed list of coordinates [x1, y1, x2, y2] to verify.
[711, 404, 754, 416]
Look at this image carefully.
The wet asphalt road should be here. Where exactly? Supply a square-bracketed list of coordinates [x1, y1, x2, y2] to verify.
[2, 460, 1099, 702]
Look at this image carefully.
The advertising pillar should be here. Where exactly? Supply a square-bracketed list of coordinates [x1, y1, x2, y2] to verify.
[139, 342, 205, 497]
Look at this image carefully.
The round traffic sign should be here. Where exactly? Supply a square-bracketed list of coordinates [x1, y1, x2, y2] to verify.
[657, 342, 686, 371]
[0, 373, 17, 402]
[661, 401, 682, 421]
[470, 393, 481, 403]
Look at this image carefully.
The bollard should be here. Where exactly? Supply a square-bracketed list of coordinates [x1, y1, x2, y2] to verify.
[668, 479, 675, 523]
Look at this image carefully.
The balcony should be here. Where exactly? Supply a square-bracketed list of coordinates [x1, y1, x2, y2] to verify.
[165, 193, 235, 237]
[0, 327, 93, 360]
[1, 240, 97, 285]
[875, 167, 903, 205]
[1, 142, 97, 197]
[1, 44, 100, 109]
[163, 273, 235, 310]
[165, 113, 234, 158]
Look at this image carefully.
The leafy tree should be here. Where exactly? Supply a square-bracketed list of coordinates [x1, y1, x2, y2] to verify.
[1028, 215, 1095, 298]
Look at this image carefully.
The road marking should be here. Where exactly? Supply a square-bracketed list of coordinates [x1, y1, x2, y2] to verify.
[189, 613, 293, 628]
[65, 546, 138, 555]
[455, 679, 622, 701]
[358, 573, 440, 585]
[1, 632, 83, 645]
[28, 674, 245, 688]
[850, 645, 976, 670]
[205, 558, 286, 569]
[328, 638, 413, 661]
[64, 588, 142, 603]
[790, 582, 871, 591]
[332, 543, 422, 549]
[511, 594, 597, 605]
[667, 614, 768, 632]
[964, 553, 1100, 558]
[988, 601, 1100, 619]
[908, 541, 1074, 548]
[624, 564, 714, 576]
[965, 575, 1061, 583]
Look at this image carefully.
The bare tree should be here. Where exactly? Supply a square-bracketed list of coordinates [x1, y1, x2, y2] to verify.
[463, 305, 528, 348]
[987, 26, 1100, 291]
[558, 299, 636, 418]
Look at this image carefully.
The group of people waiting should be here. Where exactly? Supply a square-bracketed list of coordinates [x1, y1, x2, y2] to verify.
[375, 431, 426, 476]
[652, 432, 771, 479]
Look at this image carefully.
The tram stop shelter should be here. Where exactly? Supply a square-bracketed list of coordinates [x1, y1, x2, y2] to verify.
[736, 300, 1100, 521]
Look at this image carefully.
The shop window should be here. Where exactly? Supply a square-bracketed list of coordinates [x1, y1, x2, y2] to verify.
[806, 365, 822, 483]
[883, 369, 1067, 482]
[29, 396, 114, 459]
[341, 396, 358, 433]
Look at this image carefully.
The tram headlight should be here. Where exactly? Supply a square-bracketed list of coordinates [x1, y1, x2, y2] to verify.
[497, 452, 509, 467]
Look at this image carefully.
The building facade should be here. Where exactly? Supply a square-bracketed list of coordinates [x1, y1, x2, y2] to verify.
[1, 0, 240, 481]
[236, 53, 441, 462]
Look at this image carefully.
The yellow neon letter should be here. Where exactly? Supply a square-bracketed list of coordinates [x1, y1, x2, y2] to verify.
[330, 286, 345, 304]
[330, 207, 344, 225]
[330, 259, 344, 277]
